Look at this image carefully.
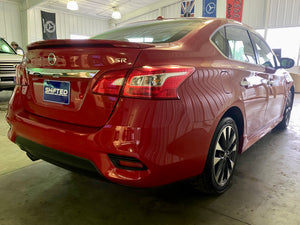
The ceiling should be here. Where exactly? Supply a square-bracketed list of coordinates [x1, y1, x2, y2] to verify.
[37, 0, 163, 19]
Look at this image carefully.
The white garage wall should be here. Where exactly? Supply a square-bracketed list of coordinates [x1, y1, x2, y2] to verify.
[27, 7, 109, 44]
[269, 0, 300, 28]
[116, 0, 299, 29]
[1, 0, 300, 47]
[116, 0, 264, 28]
[0, 1, 23, 47]
[117, 10, 160, 27]
[161, 2, 183, 18]
[242, 0, 267, 29]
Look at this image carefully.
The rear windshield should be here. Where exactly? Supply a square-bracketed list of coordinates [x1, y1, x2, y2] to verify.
[92, 19, 207, 43]
[0, 39, 15, 54]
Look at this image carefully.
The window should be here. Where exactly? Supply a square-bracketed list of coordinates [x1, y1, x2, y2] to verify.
[92, 19, 209, 43]
[0, 39, 15, 54]
[211, 27, 228, 56]
[225, 26, 256, 64]
[250, 33, 277, 68]
[256, 27, 300, 66]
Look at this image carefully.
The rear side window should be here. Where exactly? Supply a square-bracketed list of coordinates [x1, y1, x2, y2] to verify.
[250, 33, 277, 68]
[225, 26, 256, 64]
[211, 27, 228, 56]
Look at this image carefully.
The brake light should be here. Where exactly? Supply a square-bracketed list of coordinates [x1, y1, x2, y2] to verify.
[122, 66, 195, 99]
[93, 66, 195, 99]
[15, 65, 28, 86]
[16, 53, 29, 86]
[92, 70, 127, 95]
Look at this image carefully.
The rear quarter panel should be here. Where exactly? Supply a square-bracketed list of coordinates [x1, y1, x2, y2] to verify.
[130, 31, 247, 176]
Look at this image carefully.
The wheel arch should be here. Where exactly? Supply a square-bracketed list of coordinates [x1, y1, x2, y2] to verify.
[290, 85, 295, 99]
[291, 85, 295, 93]
[221, 106, 244, 153]
[283, 85, 295, 116]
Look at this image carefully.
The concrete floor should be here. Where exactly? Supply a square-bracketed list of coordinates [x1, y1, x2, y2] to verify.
[0, 90, 299, 225]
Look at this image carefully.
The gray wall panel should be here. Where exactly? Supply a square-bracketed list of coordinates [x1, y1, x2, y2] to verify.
[116, 0, 300, 29]
[269, 0, 300, 28]
[27, 7, 109, 43]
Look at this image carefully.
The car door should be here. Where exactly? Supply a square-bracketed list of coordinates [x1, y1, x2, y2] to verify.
[224, 26, 269, 138]
[249, 32, 285, 125]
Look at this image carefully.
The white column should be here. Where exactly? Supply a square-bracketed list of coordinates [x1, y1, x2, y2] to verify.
[264, 0, 271, 40]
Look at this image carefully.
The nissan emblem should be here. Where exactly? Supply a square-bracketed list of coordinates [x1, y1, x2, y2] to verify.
[48, 53, 57, 66]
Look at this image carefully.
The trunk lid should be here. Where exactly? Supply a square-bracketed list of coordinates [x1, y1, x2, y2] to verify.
[24, 39, 153, 127]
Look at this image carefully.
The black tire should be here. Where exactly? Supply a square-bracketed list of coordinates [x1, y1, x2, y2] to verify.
[192, 117, 239, 194]
[276, 90, 294, 130]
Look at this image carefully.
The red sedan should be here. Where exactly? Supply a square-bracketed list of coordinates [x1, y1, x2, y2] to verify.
[6, 18, 294, 193]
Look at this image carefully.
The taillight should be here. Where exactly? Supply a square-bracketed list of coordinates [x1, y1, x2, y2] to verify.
[93, 66, 195, 99]
[92, 70, 127, 95]
[122, 66, 195, 99]
[15, 65, 28, 86]
[16, 53, 29, 86]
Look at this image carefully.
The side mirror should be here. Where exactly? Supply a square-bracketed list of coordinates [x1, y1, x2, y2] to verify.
[279, 58, 295, 69]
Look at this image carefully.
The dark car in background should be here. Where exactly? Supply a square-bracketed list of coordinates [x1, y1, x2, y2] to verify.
[0, 38, 22, 91]
[6, 18, 295, 193]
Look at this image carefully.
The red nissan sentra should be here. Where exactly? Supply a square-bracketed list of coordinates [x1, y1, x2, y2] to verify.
[6, 18, 295, 193]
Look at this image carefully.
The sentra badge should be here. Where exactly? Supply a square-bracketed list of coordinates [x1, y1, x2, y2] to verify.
[48, 53, 57, 65]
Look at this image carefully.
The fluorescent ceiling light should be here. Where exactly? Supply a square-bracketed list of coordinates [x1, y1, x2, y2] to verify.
[112, 7, 121, 19]
[67, 0, 78, 10]
[70, 34, 90, 39]
[128, 37, 154, 43]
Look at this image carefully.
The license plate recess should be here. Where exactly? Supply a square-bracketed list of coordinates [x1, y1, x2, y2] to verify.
[43, 80, 70, 105]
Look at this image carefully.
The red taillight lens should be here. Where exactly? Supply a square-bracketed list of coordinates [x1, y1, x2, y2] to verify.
[122, 66, 195, 99]
[16, 53, 29, 86]
[108, 154, 148, 171]
[92, 70, 127, 95]
[118, 160, 145, 169]
[15, 65, 28, 86]
[93, 66, 195, 99]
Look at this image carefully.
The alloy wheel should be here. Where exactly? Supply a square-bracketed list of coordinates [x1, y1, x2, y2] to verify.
[213, 125, 238, 187]
[284, 92, 293, 127]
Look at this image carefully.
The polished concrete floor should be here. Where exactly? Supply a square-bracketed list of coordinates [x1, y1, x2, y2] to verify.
[0, 90, 299, 225]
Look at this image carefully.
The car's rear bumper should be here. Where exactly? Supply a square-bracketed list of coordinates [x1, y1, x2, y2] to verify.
[15, 136, 108, 180]
[6, 86, 212, 187]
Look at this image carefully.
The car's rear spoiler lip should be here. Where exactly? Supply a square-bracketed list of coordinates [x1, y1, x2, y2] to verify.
[27, 39, 155, 50]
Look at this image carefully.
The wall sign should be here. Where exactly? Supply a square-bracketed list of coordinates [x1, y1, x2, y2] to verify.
[226, 0, 244, 22]
[202, 0, 217, 17]
[41, 11, 57, 40]
[181, 1, 195, 17]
